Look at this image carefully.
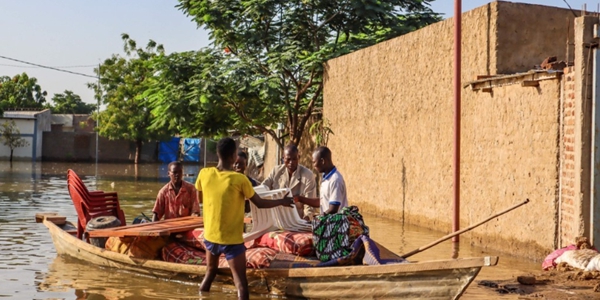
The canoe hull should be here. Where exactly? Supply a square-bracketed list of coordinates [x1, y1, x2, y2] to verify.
[44, 218, 495, 299]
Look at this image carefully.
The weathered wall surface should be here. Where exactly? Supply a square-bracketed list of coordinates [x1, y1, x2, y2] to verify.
[323, 1, 570, 258]
[495, 2, 576, 74]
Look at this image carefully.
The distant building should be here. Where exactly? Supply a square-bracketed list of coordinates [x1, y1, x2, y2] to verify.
[0, 109, 52, 161]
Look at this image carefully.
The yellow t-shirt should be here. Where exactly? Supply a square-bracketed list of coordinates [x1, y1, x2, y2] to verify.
[195, 167, 255, 245]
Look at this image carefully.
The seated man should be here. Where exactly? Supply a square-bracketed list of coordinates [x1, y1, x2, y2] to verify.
[152, 161, 200, 221]
[262, 144, 317, 219]
[294, 146, 348, 215]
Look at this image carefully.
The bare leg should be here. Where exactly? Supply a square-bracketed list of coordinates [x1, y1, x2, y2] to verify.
[200, 251, 219, 292]
[227, 252, 249, 300]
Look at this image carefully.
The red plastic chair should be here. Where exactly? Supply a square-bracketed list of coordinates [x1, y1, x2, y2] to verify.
[66, 170, 126, 239]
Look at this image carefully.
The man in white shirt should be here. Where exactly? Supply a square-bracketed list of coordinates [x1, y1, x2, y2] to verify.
[294, 146, 348, 215]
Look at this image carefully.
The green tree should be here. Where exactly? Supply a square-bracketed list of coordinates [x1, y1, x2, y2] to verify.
[0, 73, 47, 113]
[0, 120, 30, 162]
[88, 34, 169, 164]
[49, 90, 97, 114]
[147, 0, 440, 147]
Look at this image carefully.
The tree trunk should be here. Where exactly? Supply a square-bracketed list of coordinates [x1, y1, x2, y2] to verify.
[134, 140, 142, 164]
[9, 149, 13, 163]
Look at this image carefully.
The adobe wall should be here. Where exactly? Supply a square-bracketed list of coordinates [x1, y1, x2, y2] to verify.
[323, 1, 572, 258]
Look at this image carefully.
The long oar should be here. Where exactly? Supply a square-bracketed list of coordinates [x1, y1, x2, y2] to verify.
[400, 199, 530, 259]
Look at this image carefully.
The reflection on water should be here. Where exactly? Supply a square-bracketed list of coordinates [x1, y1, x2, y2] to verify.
[0, 161, 539, 299]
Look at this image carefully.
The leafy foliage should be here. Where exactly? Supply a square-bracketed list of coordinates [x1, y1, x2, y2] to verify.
[146, 0, 440, 147]
[0, 73, 47, 113]
[0, 120, 30, 162]
[48, 90, 97, 114]
[88, 34, 169, 163]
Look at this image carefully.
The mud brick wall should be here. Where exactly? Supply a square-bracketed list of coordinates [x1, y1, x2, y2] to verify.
[322, 1, 575, 259]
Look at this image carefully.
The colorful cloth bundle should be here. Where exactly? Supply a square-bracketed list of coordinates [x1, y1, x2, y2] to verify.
[312, 206, 370, 262]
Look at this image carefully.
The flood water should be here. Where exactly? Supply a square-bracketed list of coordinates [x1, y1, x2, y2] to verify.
[0, 161, 541, 299]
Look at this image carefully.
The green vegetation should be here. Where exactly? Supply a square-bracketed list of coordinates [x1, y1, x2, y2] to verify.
[0, 73, 47, 114]
[144, 0, 440, 148]
[0, 120, 30, 162]
[49, 90, 97, 114]
[88, 34, 170, 164]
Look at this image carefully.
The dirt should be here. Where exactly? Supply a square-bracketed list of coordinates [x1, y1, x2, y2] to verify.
[474, 264, 600, 299]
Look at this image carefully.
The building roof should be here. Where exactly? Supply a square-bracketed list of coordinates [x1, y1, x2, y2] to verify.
[3, 109, 51, 119]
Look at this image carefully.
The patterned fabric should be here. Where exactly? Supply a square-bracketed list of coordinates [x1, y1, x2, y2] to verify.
[178, 228, 256, 251]
[161, 242, 276, 269]
[316, 235, 407, 267]
[105, 236, 168, 259]
[255, 231, 314, 256]
[152, 180, 200, 220]
[162, 241, 207, 265]
[312, 206, 369, 262]
[245, 247, 279, 269]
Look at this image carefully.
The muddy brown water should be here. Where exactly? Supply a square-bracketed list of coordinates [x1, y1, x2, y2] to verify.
[0, 161, 541, 299]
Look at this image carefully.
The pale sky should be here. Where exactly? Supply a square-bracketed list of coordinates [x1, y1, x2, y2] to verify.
[0, 1, 592, 105]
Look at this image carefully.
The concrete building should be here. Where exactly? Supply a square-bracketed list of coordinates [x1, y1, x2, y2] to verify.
[0, 109, 51, 161]
[319, 1, 600, 259]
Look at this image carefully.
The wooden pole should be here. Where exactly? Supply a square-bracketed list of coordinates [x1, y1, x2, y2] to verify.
[453, 0, 462, 242]
[400, 199, 530, 259]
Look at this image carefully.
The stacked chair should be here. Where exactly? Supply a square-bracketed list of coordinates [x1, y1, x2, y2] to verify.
[66, 169, 126, 240]
[243, 186, 312, 242]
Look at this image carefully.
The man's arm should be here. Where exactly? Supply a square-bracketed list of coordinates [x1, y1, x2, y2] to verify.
[260, 166, 277, 189]
[249, 193, 294, 209]
[190, 186, 200, 216]
[323, 203, 341, 215]
[294, 195, 320, 208]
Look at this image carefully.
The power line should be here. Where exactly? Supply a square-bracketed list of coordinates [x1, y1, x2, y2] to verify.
[0, 55, 98, 79]
[0, 63, 97, 69]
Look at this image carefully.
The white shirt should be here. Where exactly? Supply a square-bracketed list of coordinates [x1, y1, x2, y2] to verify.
[319, 167, 348, 214]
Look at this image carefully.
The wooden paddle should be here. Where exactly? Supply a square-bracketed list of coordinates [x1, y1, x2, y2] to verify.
[400, 199, 530, 259]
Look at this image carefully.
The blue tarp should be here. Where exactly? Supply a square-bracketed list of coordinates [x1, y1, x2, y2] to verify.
[182, 138, 201, 162]
[158, 137, 181, 163]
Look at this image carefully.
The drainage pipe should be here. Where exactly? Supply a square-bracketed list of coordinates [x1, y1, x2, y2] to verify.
[453, 0, 462, 242]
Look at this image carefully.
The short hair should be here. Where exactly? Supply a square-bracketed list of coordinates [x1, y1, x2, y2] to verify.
[314, 146, 331, 161]
[217, 137, 237, 159]
[168, 161, 182, 170]
[237, 151, 248, 160]
[284, 144, 299, 154]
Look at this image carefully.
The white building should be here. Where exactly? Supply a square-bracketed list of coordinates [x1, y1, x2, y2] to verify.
[0, 109, 52, 161]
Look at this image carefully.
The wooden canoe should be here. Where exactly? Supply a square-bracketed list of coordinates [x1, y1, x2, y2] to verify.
[43, 217, 498, 299]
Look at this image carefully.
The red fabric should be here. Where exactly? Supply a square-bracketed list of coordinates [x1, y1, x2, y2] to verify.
[162, 242, 207, 265]
[179, 228, 256, 251]
[162, 242, 276, 269]
[152, 181, 200, 220]
[255, 231, 314, 256]
[245, 247, 279, 269]
[542, 245, 577, 270]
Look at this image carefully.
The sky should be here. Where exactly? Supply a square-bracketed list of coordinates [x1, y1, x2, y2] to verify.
[0, 0, 592, 105]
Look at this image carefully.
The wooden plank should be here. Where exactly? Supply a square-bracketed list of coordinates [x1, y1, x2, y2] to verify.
[522, 80, 539, 87]
[475, 75, 497, 80]
[88, 216, 204, 238]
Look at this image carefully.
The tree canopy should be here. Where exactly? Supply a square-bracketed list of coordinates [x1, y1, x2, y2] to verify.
[0, 73, 47, 114]
[49, 90, 97, 114]
[88, 34, 169, 163]
[146, 0, 440, 146]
